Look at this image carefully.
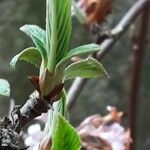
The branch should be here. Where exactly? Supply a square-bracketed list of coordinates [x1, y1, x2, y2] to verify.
[128, 3, 150, 150]
[67, 0, 150, 111]
[16, 91, 50, 132]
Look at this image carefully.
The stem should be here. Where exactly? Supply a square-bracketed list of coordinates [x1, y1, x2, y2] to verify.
[128, 3, 150, 150]
[67, 78, 87, 110]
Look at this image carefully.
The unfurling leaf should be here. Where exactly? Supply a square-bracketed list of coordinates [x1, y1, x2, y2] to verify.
[56, 43, 101, 70]
[10, 47, 41, 68]
[0, 79, 10, 97]
[53, 89, 67, 116]
[56, 44, 100, 66]
[52, 114, 81, 150]
[20, 25, 47, 62]
[46, 0, 71, 72]
[64, 57, 108, 80]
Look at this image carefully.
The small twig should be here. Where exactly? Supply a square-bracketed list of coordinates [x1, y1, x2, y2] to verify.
[67, 78, 87, 110]
[67, 0, 150, 111]
[128, 2, 150, 150]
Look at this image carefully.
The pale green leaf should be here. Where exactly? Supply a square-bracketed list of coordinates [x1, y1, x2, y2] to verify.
[20, 25, 47, 61]
[0, 79, 10, 97]
[64, 58, 108, 80]
[56, 44, 101, 68]
[46, 0, 71, 72]
[52, 114, 81, 150]
[10, 47, 41, 68]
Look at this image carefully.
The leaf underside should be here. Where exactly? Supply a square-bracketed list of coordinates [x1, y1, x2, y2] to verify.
[10, 47, 41, 68]
[0, 79, 10, 97]
[56, 43, 101, 68]
[20, 25, 47, 61]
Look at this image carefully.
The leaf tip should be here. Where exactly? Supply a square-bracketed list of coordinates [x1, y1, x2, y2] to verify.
[19, 25, 26, 32]
[10, 57, 17, 70]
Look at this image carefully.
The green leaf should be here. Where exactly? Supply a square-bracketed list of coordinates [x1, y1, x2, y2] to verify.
[10, 47, 41, 68]
[20, 25, 47, 62]
[46, 0, 71, 72]
[55, 89, 67, 116]
[64, 58, 108, 80]
[0, 79, 10, 97]
[56, 44, 101, 68]
[52, 114, 81, 150]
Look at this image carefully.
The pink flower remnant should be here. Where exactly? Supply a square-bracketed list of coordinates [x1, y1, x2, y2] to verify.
[77, 106, 132, 150]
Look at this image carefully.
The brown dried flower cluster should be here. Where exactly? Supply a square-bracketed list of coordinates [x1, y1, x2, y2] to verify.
[78, 0, 113, 25]
[77, 106, 132, 150]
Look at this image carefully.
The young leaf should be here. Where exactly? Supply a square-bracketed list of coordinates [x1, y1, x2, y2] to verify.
[0, 79, 10, 97]
[52, 114, 81, 150]
[64, 58, 108, 80]
[10, 47, 41, 68]
[46, 0, 71, 72]
[56, 43, 101, 68]
[20, 25, 47, 61]
[54, 89, 67, 116]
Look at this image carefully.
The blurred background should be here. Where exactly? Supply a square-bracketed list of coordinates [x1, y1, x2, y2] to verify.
[0, 0, 150, 149]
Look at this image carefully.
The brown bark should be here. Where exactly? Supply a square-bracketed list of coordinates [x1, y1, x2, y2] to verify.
[128, 3, 150, 150]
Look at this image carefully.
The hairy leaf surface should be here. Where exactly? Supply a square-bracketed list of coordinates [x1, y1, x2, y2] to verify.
[46, 0, 71, 72]
[10, 47, 41, 68]
[20, 25, 47, 61]
[52, 114, 81, 150]
[64, 58, 107, 80]
[56, 44, 101, 68]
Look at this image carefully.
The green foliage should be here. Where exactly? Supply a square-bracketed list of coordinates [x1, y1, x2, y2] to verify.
[10, 47, 41, 68]
[20, 25, 47, 65]
[64, 58, 107, 80]
[56, 44, 101, 68]
[46, 0, 71, 72]
[52, 114, 81, 150]
[0, 79, 10, 97]
[55, 89, 67, 116]
[10, 1, 108, 149]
